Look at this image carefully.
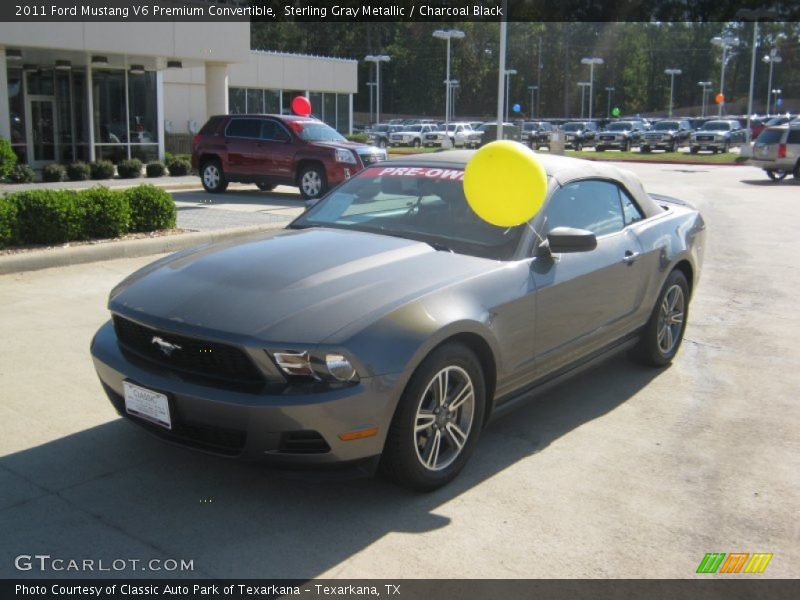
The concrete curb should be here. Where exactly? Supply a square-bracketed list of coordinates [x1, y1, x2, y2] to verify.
[0, 223, 287, 276]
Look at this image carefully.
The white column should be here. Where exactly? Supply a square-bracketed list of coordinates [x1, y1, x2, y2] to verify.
[156, 70, 165, 160]
[87, 66, 95, 162]
[348, 93, 353, 135]
[205, 63, 229, 117]
[0, 47, 10, 140]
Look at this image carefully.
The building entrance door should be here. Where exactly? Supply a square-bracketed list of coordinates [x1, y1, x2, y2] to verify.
[26, 96, 58, 166]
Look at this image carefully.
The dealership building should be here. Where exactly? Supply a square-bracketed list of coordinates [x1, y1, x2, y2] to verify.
[0, 21, 357, 166]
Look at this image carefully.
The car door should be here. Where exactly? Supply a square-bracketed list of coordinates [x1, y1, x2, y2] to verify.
[258, 119, 295, 180]
[225, 118, 263, 177]
[531, 179, 647, 375]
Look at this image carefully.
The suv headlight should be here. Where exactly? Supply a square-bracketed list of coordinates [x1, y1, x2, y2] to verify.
[269, 350, 360, 383]
[335, 148, 356, 164]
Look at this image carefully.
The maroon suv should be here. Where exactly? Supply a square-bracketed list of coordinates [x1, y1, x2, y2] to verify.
[191, 114, 387, 199]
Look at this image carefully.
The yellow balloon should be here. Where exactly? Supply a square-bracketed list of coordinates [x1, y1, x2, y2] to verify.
[463, 140, 548, 227]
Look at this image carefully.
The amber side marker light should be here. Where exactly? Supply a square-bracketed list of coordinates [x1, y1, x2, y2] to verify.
[339, 427, 379, 441]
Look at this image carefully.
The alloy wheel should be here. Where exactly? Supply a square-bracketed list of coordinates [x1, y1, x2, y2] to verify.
[301, 170, 322, 197]
[657, 284, 685, 355]
[203, 164, 219, 189]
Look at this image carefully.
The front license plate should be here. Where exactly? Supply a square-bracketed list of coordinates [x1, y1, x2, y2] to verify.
[123, 381, 171, 430]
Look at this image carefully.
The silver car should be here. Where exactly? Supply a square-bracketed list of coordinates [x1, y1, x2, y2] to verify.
[91, 151, 705, 491]
[748, 124, 800, 181]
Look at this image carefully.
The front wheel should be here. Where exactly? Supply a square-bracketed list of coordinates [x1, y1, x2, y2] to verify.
[690, 146, 699, 154]
[723, 142, 730, 153]
[201, 160, 228, 194]
[256, 182, 276, 191]
[381, 343, 486, 492]
[298, 165, 327, 200]
[413, 139, 421, 148]
[574, 142, 583, 152]
[630, 270, 690, 367]
[766, 169, 788, 181]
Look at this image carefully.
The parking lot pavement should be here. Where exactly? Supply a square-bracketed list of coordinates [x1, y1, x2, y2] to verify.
[0, 164, 798, 579]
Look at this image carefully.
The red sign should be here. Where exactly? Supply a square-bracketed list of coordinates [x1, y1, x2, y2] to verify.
[364, 166, 464, 181]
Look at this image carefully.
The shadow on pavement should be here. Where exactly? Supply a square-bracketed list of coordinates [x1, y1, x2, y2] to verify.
[0, 355, 660, 579]
[739, 178, 800, 186]
[172, 187, 303, 209]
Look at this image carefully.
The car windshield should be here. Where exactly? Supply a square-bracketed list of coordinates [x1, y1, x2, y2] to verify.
[293, 122, 347, 141]
[403, 125, 423, 132]
[655, 121, 680, 131]
[702, 121, 731, 131]
[563, 123, 583, 132]
[607, 123, 632, 131]
[290, 166, 526, 260]
[372, 125, 391, 133]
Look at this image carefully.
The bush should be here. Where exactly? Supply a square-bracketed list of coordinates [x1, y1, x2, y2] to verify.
[346, 133, 370, 143]
[66, 162, 91, 181]
[167, 158, 192, 176]
[7, 189, 83, 244]
[0, 197, 18, 247]
[90, 160, 116, 180]
[79, 187, 130, 239]
[8, 164, 35, 183]
[116, 158, 143, 179]
[146, 161, 166, 177]
[0, 137, 17, 180]
[125, 185, 176, 232]
[42, 163, 66, 183]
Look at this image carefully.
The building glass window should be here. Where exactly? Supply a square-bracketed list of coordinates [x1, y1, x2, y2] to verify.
[229, 87, 246, 114]
[247, 88, 264, 114]
[323, 93, 336, 129]
[337, 93, 349, 131]
[92, 68, 127, 161]
[309, 92, 323, 120]
[264, 89, 280, 113]
[282, 90, 305, 115]
[7, 68, 26, 163]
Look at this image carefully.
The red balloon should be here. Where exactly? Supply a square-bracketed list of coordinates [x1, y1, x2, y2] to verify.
[715, 93, 725, 104]
[291, 96, 312, 116]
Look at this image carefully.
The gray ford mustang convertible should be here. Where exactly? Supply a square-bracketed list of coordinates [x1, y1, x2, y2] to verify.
[91, 150, 705, 491]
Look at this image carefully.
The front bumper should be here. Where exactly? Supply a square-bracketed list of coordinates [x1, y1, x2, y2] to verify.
[749, 158, 794, 171]
[691, 138, 729, 150]
[91, 320, 405, 467]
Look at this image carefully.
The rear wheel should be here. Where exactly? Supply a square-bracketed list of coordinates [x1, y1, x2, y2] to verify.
[381, 343, 486, 492]
[641, 145, 651, 153]
[794, 161, 800, 179]
[596, 145, 605, 152]
[256, 182, 276, 191]
[630, 270, 690, 367]
[298, 164, 327, 200]
[200, 159, 228, 194]
[766, 170, 788, 181]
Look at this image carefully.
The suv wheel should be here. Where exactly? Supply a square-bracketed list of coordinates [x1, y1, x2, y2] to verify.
[256, 182, 276, 191]
[794, 160, 800, 179]
[669, 141, 678, 153]
[690, 146, 699, 154]
[298, 164, 327, 200]
[766, 170, 788, 181]
[723, 141, 730, 153]
[201, 160, 228, 194]
[413, 139, 421, 148]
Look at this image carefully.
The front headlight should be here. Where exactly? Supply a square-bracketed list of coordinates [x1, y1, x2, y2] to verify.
[269, 350, 360, 383]
[335, 148, 356, 164]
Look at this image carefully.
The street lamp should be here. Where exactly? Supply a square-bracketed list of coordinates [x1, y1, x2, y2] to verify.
[580, 57, 603, 120]
[763, 49, 783, 115]
[698, 81, 712, 117]
[433, 29, 465, 129]
[578, 82, 590, 119]
[445, 80, 460, 121]
[664, 69, 682, 117]
[364, 54, 390, 124]
[605, 86, 615, 117]
[711, 35, 740, 116]
[366, 81, 377, 124]
[772, 88, 782, 113]
[737, 8, 780, 140]
[504, 68, 517, 121]
[527, 85, 538, 118]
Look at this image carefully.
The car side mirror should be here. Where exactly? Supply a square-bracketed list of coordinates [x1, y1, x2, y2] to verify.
[541, 226, 597, 254]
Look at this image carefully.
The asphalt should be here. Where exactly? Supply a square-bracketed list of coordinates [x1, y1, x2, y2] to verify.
[0, 164, 798, 579]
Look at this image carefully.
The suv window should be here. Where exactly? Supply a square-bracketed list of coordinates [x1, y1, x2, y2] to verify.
[226, 118, 262, 139]
[545, 180, 641, 237]
[757, 128, 785, 144]
[260, 120, 289, 142]
[787, 129, 800, 144]
[199, 116, 224, 136]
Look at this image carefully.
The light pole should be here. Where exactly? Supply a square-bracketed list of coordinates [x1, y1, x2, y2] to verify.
[664, 69, 682, 117]
[366, 81, 377, 124]
[763, 50, 783, 115]
[772, 88, 782, 113]
[433, 29, 465, 129]
[580, 57, 603, 120]
[698, 81, 712, 117]
[528, 85, 538, 118]
[737, 8, 780, 141]
[605, 86, 615, 117]
[711, 35, 740, 116]
[364, 54, 390, 124]
[445, 80, 460, 121]
[578, 82, 590, 119]
[504, 68, 517, 121]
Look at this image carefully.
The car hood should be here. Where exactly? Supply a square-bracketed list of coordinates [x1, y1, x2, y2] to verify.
[109, 228, 493, 345]
[313, 140, 375, 151]
[694, 129, 729, 135]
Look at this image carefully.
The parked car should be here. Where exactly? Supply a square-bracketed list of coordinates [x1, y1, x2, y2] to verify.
[561, 121, 599, 150]
[366, 124, 401, 149]
[748, 124, 800, 181]
[389, 124, 436, 148]
[689, 119, 747, 153]
[595, 121, 644, 152]
[191, 114, 387, 200]
[640, 119, 693, 153]
[91, 150, 705, 491]
[423, 122, 474, 148]
[522, 121, 555, 150]
[469, 122, 519, 147]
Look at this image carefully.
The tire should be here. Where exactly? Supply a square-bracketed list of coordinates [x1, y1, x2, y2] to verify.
[669, 141, 677, 153]
[596, 145, 605, 152]
[690, 146, 699, 154]
[765, 170, 788, 181]
[200, 159, 228, 194]
[623, 141, 631, 152]
[256, 182, 276, 191]
[641, 145, 651, 153]
[298, 164, 327, 200]
[794, 161, 800, 179]
[630, 270, 690, 367]
[723, 142, 730, 153]
[381, 342, 486, 492]
[413, 139, 421, 148]
[575, 142, 583, 152]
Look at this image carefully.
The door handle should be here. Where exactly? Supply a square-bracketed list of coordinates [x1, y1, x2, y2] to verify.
[623, 251, 640, 264]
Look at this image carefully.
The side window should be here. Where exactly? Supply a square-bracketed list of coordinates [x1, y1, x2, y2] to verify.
[619, 187, 644, 225]
[260, 120, 289, 141]
[787, 129, 800, 144]
[226, 118, 261, 138]
[544, 180, 625, 237]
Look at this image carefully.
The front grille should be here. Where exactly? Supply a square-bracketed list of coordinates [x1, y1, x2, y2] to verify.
[696, 135, 714, 141]
[113, 315, 264, 387]
[279, 430, 331, 454]
[600, 135, 615, 141]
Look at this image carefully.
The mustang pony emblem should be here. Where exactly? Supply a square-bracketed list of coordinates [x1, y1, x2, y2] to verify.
[151, 336, 182, 356]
